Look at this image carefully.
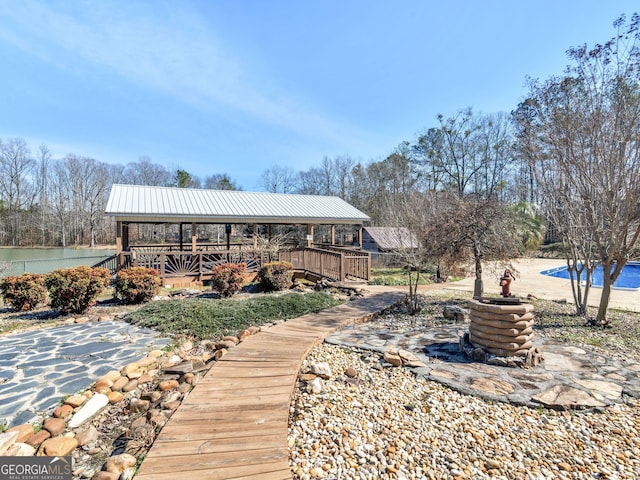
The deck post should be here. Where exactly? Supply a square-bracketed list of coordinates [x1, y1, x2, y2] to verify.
[340, 251, 346, 282]
[307, 224, 314, 247]
[160, 253, 165, 279]
[122, 222, 130, 252]
[253, 224, 258, 249]
[115, 221, 123, 254]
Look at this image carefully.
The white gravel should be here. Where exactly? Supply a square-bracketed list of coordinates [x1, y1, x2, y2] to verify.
[289, 343, 640, 480]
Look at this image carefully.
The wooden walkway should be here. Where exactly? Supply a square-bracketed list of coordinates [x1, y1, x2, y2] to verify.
[135, 290, 406, 480]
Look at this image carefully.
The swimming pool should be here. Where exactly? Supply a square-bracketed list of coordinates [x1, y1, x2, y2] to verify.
[540, 261, 640, 291]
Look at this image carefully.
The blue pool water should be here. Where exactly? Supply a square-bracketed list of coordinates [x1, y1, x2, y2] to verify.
[541, 261, 640, 291]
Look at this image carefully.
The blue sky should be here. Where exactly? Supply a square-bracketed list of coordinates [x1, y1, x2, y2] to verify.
[0, 1, 635, 190]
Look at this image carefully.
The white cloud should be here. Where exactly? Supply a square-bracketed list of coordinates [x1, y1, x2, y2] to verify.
[0, 0, 366, 148]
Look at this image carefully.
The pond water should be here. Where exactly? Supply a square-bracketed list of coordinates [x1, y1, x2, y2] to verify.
[540, 261, 640, 291]
[0, 248, 115, 276]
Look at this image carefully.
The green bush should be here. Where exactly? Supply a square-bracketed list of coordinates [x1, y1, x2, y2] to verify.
[125, 292, 343, 341]
[114, 267, 161, 304]
[257, 261, 293, 292]
[44, 266, 110, 314]
[211, 263, 246, 297]
[0, 273, 47, 311]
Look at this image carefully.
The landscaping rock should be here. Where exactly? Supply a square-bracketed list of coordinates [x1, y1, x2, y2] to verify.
[40, 436, 78, 456]
[122, 379, 139, 392]
[104, 453, 137, 475]
[129, 398, 150, 414]
[158, 379, 179, 391]
[0, 431, 19, 454]
[307, 377, 324, 394]
[344, 367, 358, 378]
[75, 426, 99, 446]
[25, 430, 50, 447]
[68, 393, 109, 428]
[443, 304, 469, 321]
[107, 391, 125, 404]
[65, 394, 88, 408]
[215, 340, 236, 350]
[309, 362, 332, 379]
[111, 376, 129, 391]
[43, 417, 66, 436]
[54, 404, 74, 419]
[383, 350, 402, 367]
[91, 471, 119, 480]
[5, 424, 35, 443]
[6, 442, 36, 456]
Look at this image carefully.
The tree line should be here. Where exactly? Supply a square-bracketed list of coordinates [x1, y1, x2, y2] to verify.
[1, 13, 639, 324]
[0, 105, 531, 249]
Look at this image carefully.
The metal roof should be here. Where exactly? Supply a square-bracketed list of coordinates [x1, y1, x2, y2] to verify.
[363, 227, 418, 250]
[105, 184, 370, 224]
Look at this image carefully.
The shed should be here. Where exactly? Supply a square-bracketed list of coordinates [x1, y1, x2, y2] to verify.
[362, 227, 418, 252]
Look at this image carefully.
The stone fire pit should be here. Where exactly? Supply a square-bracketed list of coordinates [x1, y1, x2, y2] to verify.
[461, 297, 543, 368]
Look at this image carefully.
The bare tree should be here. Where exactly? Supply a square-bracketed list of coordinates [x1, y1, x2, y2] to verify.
[413, 109, 516, 199]
[123, 156, 172, 186]
[381, 191, 438, 313]
[296, 168, 324, 195]
[260, 165, 298, 193]
[439, 196, 523, 298]
[0, 138, 37, 245]
[205, 173, 239, 190]
[35, 145, 52, 245]
[50, 161, 70, 247]
[84, 160, 111, 247]
[515, 13, 640, 324]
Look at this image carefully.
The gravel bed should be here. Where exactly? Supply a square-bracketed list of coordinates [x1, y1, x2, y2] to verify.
[289, 292, 640, 480]
[289, 342, 640, 480]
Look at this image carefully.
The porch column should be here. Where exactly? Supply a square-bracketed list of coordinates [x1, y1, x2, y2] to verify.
[122, 222, 130, 251]
[253, 224, 258, 249]
[115, 221, 123, 254]
[357, 225, 363, 248]
[331, 225, 336, 245]
[306, 224, 314, 247]
[191, 222, 197, 252]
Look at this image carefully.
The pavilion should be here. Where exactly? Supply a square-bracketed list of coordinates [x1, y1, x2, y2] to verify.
[103, 184, 371, 286]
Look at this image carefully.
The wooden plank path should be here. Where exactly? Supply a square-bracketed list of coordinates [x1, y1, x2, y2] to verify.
[135, 291, 406, 480]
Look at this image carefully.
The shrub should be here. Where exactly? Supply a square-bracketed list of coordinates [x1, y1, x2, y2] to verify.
[257, 261, 294, 292]
[44, 266, 110, 314]
[0, 273, 47, 311]
[114, 267, 161, 304]
[125, 292, 344, 341]
[211, 263, 246, 297]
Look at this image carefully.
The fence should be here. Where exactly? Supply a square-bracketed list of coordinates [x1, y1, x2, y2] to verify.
[1, 254, 114, 277]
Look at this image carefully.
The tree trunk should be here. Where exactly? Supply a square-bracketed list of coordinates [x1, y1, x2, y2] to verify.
[595, 260, 625, 325]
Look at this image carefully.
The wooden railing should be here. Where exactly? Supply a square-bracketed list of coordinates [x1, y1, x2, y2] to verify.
[101, 245, 369, 284]
[129, 243, 259, 253]
[280, 247, 370, 282]
[116, 249, 278, 281]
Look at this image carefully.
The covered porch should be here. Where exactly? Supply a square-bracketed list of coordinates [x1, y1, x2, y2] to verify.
[103, 185, 372, 286]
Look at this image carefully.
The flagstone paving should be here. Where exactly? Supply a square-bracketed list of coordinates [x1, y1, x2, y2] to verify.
[0, 321, 171, 427]
[326, 320, 640, 409]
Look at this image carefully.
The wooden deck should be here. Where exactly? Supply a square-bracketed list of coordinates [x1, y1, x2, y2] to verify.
[134, 290, 405, 480]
